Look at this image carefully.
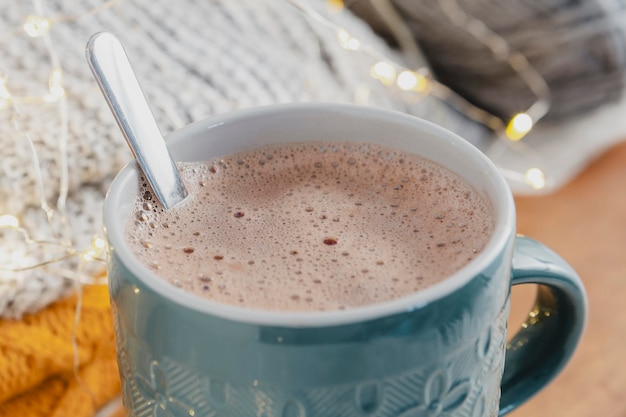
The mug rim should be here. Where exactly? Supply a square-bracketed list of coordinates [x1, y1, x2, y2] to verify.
[104, 103, 516, 327]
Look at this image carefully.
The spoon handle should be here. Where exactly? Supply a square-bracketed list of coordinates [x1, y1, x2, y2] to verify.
[86, 32, 188, 209]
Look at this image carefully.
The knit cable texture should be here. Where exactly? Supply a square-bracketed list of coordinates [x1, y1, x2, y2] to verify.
[0, 284, 120, 417]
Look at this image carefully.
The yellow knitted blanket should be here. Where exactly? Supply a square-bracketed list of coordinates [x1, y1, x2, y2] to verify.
[0, 284, 121, 417]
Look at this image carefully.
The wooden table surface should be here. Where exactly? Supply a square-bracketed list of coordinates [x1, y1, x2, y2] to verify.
[508, 141, 626, 416]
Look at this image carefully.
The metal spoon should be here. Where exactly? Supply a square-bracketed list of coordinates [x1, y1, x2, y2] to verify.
[86, 32, 188, 209]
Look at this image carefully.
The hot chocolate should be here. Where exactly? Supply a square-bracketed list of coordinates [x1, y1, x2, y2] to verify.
[125, 141, 493, 311]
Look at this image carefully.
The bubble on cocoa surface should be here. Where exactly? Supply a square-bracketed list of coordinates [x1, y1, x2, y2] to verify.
[125, 141, 494, 312]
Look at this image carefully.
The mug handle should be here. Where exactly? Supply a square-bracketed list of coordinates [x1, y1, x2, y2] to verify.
[499, 236, 588, 416]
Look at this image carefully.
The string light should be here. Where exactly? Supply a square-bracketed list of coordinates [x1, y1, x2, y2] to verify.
[370, 61, 397, 86]
[0, 68, 67, 105]
[0, 215, 19, 229]
[23, 15, 51, 38]
[0, 76, 11, 109]
[397, 70, 430, 93]
[336, 29, 360, 51]
[525, 168, 546, 190]
[0, 248, 33, 273]
[505, 113, 534, 141]
[48, 68, 65, 98]
[82, 236, 106, 262]
[0, 1, 122, 287]
[327, 0, 345, 12]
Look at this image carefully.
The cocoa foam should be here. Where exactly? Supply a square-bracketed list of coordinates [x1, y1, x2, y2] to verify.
[125, 141, 494, 311]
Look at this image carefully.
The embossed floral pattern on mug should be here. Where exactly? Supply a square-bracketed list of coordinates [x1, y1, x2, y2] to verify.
[133, 361, 196, 417]
[113, 301, 508, 417]
[398, 369, 471, 417]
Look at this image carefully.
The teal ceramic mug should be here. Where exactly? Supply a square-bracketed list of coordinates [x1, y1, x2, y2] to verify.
[104, 104, 587, 417]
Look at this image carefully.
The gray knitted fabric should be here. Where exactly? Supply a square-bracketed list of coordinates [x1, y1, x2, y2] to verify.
[347, 0, 626, 122]
[0, 0, 478, 318]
